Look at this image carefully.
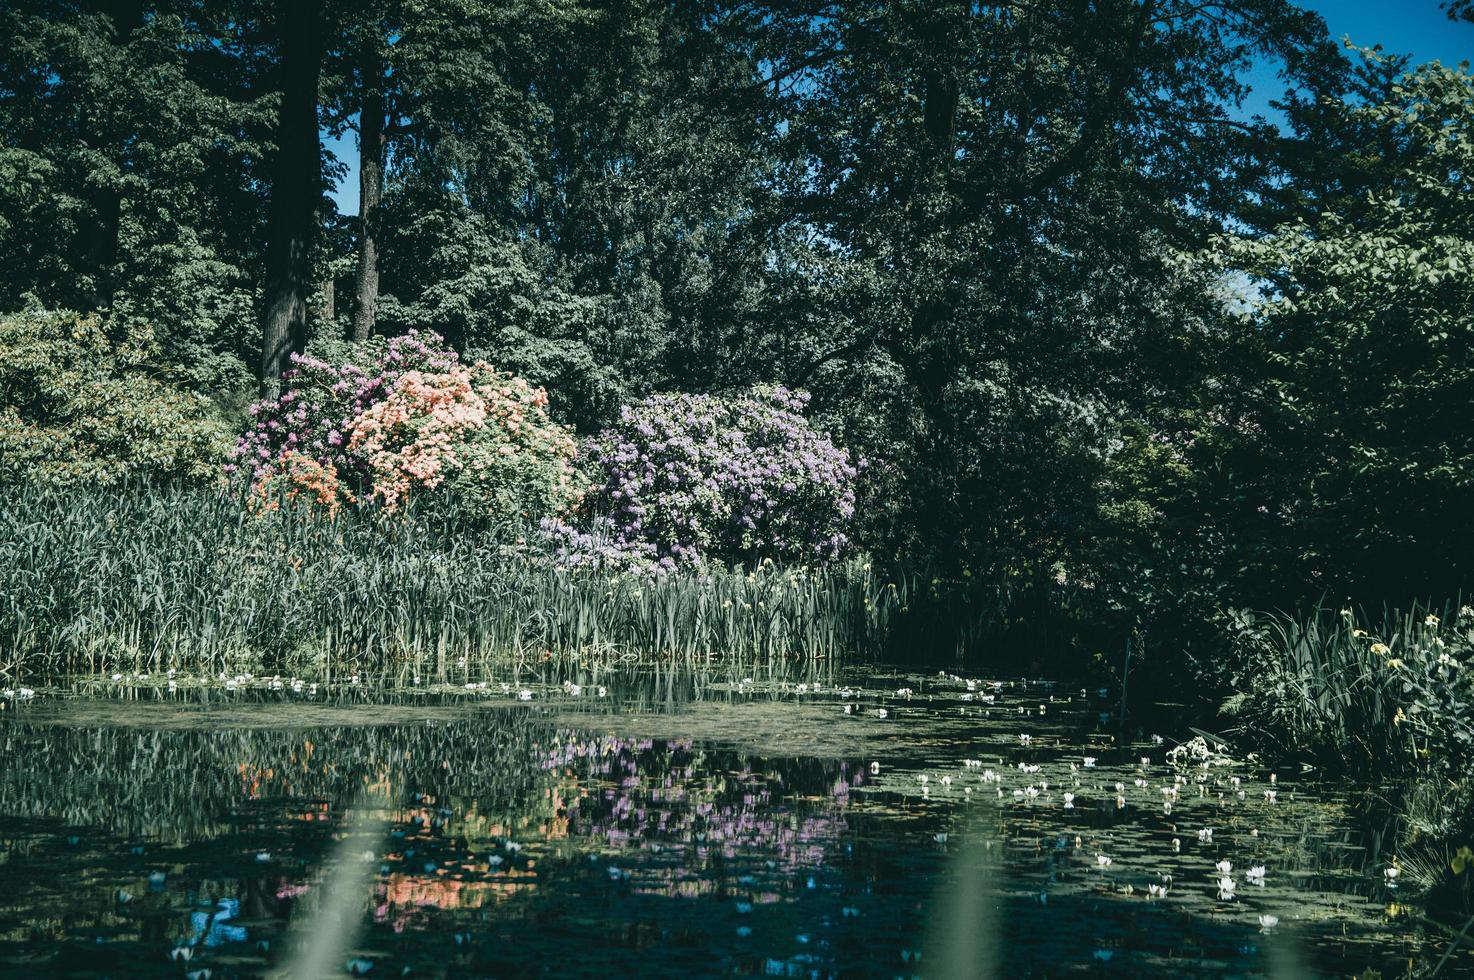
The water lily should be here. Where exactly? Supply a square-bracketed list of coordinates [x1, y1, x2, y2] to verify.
[1095, 853, 1112, 867]
[1215, 859, 1232, 874]
[1258, 914, 1279, 932]
[1216, 876, 1236, 899]
[1246, 865, 1267, 884]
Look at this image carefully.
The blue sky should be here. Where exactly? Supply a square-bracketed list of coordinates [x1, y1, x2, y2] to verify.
[323, 1, 1471, 214]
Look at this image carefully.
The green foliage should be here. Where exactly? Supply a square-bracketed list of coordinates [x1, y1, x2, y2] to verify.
[1203, 56, 1474, 606]
[0, 310, 232, 487]
[0, 3, 275, 395]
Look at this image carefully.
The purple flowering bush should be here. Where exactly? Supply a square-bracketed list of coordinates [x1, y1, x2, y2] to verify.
[554, 386, 859, 569]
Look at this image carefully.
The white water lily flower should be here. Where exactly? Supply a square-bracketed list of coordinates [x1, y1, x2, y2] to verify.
[1216, 876, 1236, 899]
[1258, 914, 1279, 932]
[1083, 757, 1097, 768]
[1095, 853, 1112, 867]
[1215, 859, 1232, 874]
[1063, 792, 1075, 809]
[1246, 866, 1267, 884]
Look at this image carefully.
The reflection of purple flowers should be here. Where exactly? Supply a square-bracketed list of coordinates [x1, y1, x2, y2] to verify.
[538, 734, 864, 875]
[548, 386, 859, 569]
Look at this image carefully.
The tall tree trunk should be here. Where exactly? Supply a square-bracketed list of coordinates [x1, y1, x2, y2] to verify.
[260, 0, 322, 393]
[351, 52, 384, 342]
[80, 0, 143, 309]
[320, 278, 335, 320]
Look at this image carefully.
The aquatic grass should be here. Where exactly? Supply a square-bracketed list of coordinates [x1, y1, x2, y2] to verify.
[1224, 600, 1472, 778]
[0, 484, 903, 683]
[1224, 600, 1474, 912]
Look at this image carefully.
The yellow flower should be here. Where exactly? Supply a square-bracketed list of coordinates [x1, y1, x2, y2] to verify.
[1452, 846, 1474, 875]
[1370, 642, 1390, 656]
[1425, 614, 1440, 628]
[1386, 658, 1405, 670]
[1393, 707, 1407, 725]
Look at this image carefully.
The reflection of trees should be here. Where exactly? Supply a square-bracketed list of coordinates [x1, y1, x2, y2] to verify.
[0, 711, 555, 841]
[0, 712, 867, 970]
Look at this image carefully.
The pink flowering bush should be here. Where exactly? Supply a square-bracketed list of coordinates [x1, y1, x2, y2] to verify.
[349, 363, 581, 517]
[228, 331, 458, 486]
[228, 331, 581, 521]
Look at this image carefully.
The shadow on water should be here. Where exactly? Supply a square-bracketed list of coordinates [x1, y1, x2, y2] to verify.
[0, 664, 1467, 977]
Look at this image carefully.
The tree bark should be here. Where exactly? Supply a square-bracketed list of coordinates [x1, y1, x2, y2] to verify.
[80, 0, 144, 309]
[351, 49, 384, 342]
[259, 0, 322, 393]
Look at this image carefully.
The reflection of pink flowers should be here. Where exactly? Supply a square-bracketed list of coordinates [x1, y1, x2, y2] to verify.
[362, 731, 864, 934]
[275, 882, 310, 900]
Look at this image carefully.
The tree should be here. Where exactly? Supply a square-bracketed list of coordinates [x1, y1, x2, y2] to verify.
[738, 0, 1344, 576]
[1206, 56, 1474, 604]
[259, 0, 324, 391]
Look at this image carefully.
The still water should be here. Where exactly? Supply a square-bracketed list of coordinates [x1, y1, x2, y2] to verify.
[0, 665, 1462, 977]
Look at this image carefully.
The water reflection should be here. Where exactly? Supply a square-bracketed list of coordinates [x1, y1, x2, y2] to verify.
[0, 670, 1465, 977]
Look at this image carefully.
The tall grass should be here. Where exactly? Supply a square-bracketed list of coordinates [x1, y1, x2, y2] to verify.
[0, 484, 905, 683]
[1225, 601, 1470, 777]
[1226, 600, 1474, 909]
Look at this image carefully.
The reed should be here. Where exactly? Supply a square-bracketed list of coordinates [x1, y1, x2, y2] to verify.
[1226, 600, 1471, 778]
[0, 484, 904, 682]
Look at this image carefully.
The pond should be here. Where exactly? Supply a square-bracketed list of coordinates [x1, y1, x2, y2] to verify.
[0, 664, 1461, 978]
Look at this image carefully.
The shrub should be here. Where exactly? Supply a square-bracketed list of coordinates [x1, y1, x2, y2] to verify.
[229, 330, 580, 522]
[561, 386, 859, 569]
[348, 362, 581, 519]
[228, 330, 459, 485]
[0, 309, 232, 486]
